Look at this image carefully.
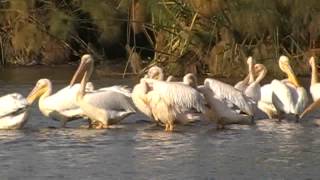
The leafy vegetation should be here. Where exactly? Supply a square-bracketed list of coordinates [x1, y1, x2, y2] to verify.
[0, 0, 320, 77]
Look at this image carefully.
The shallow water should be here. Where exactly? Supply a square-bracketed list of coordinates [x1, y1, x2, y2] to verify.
[0, 66, 320, 180]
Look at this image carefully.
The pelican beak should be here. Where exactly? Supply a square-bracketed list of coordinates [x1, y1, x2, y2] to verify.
[70, 60, 88, 86]
[300, 99, 320, 119]
[26, 85, 46, 104]
[286, 64, 300, 87]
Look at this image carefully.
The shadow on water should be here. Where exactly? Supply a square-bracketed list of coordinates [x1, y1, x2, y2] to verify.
[0, 66, 319, 179]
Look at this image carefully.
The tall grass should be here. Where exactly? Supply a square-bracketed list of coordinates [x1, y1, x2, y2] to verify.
[0, 0, 319, 78]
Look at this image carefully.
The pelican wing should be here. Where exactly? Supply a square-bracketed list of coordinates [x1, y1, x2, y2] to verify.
[0, 93, 28, 118]
[83, 89, 135, 112]
[43, 83, 94, 111]
[270, 79, 295, 114]
[295, 87, 308, 114]
[132, 82, 153, 118]
[99, 85, 131, 97]
[198, 86, 250, 124]
[204, 78, 253, 115]
[143, 79, 206, 113]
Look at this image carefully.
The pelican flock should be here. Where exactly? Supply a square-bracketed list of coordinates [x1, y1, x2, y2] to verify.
[2, 54, 320, 131]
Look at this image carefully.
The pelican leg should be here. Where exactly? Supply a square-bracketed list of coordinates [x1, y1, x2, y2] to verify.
[294, 114, 299, 123]
[216, 118, 225, 130]
[164, 121, 174, 132]
[266, 112, 273, 120]
[168, 122, 174, 132]
[276, 110, 284, 122]
[87, 119, 93, 128]
[165, 123, 169, 131]
[60, 119, 68, 128]
[92, 121, 107, 129]
[250, 115, 255, 124]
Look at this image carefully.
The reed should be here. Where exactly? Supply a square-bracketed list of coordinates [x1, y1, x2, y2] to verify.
[0, 0, 319, 79]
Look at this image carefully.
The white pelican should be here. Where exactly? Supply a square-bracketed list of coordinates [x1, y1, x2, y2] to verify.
[146, 65, 176, 82]
[234, 57, 267, 102]
[70, 54, 136, 129]
[132, 74, 207, 131]
[309, 56, 320, 101]
[258, 56, 308, 121]
[300, 56, 320, 118]
[234, 57, 255, 92]
[244, 63, 267, 102]
[144, 66, 204, 124]
[146, 65, 164, 80]
[27, 79, 94, 127]
[198, 78, 254, 129]
[0, 93, 29, 129]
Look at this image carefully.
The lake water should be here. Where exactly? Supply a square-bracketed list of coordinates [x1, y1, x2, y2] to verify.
[0, 66, 319, 180]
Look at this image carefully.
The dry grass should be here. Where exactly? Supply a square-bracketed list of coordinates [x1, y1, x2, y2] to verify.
[0, 0, 320, 79]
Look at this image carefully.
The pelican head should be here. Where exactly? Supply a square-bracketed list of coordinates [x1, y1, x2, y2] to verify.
[278, 55, 300, 87]
[147, 65, 164, 80]
[254, 64, 267, 75]
[309, 56, 316, 67]
[27, 79, 51, 104]
[246, 56, 254, 65]
[70, 54, 94, 86]
[278, 56, 290, 72]
[183, 73, 198, 88]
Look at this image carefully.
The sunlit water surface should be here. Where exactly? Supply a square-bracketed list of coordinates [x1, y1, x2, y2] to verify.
[0, 66, 320, 180]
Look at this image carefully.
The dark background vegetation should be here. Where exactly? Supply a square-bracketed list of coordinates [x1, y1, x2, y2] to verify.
[1, 0, 320, 77]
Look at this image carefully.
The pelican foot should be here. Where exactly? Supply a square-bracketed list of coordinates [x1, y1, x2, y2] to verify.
[277, 114, 283, 122]
[164, 123, 174, 132]
[168, 124, 174, 132]
[90, 121, 109, 129]
[164, 124, 169, 131]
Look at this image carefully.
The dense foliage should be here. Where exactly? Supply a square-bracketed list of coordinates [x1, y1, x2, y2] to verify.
[1, 0, 320, 77]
